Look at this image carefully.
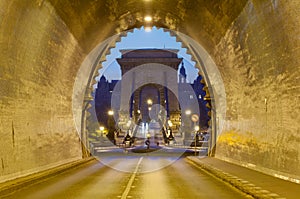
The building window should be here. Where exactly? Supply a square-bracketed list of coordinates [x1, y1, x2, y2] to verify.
[190, 95, 193, 99]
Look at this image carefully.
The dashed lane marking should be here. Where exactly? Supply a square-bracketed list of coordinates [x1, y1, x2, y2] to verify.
[120, 157, 143, 199]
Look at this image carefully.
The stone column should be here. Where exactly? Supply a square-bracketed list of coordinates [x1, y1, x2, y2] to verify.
[129, 71, 135, 118]
[119, 67, 133, 130]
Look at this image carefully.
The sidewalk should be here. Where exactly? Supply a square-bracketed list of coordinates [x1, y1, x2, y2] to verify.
[0, 157, 96, 197]
[186, 156, 300, 199]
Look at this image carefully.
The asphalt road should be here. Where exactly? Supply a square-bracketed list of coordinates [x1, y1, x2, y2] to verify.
[2, 152, 251, 199]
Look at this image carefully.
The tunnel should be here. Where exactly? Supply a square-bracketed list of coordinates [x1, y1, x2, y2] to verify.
[0, 0, 299, 187]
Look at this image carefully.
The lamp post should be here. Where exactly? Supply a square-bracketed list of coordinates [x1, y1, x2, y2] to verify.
[99, 126, 104, 137]
[194, 125, 200, 155]
[191, 114, 199, 155]
[183, 109, 191, 145]
[167, 120, 174, 145]
[107, 110, 116, 145]
[146, 99, 153, 122]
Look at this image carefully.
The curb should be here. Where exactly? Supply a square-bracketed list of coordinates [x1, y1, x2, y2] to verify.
[186, 157, 285, 199]
[0, 157, 96, 197]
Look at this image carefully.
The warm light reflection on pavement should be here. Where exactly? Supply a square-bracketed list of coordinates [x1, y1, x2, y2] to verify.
[3, 150, 250, 199]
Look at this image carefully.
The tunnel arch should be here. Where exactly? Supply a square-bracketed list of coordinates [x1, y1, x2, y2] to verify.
[1, 0, 299, 183]
[72, 27, 224, 157]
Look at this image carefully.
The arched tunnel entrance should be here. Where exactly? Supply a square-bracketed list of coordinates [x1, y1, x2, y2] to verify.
[73, 28, 223, 165]
[0, 0, 299, 189]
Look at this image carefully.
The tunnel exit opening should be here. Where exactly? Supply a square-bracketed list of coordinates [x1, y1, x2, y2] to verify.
[72, 26, 226, 160]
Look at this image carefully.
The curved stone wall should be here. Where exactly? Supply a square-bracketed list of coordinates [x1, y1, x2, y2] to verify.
[214, 1, 300, 180]
[0, 0, 299, 182]
[0, 1, 84, 182]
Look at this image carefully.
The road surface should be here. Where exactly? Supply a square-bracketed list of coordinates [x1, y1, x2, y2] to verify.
[2, 151, 251, 199]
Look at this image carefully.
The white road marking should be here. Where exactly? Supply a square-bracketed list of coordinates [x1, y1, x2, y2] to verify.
[121, 157, 143, 199]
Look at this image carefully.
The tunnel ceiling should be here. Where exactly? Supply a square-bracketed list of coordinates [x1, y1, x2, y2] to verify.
[48, 0, 248, 53]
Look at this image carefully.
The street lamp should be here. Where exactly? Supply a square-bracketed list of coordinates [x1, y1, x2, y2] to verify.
[168, 120, 173, 127]
[108, 110, 114, 116]
[146, 133, 151, 139]
[99, 126, 104, 137]
[194, 125, 200, 156]
[185, 109, 191, 115]
[144, 16, 153, 33]
[144, 16, 152, 22]
[126, 120, 131, 128]
[147, 99, 153, 105]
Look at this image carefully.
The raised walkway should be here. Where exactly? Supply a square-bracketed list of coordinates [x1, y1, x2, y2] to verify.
[0, 157, 96, 197]
[186, 156, 300, 199]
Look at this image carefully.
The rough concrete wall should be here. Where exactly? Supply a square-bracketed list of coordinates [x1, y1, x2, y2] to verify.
[46, 0, 248, 53]
[47, 0, 118, 52]
[0, 1, 84, 182]
[214, 0, 300, 180]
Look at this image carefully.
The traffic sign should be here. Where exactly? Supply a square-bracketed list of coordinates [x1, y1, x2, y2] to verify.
[191, 114, 199, 122]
